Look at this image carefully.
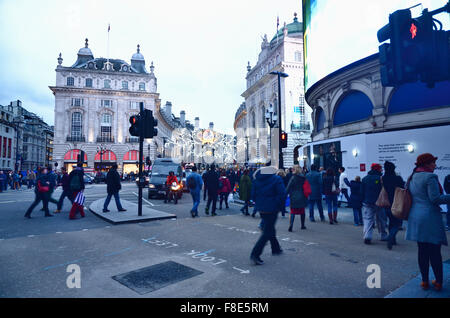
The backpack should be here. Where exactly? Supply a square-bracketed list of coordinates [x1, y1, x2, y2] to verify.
[187, 176, 196, 189]
[70, 174, 82, 191]
[218, 179, 224, 189]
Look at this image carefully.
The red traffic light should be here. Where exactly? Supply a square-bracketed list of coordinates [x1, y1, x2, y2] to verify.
[281, 132, 287, 140]
[129, 115, 137, 124]
[410, 22, 417, 39]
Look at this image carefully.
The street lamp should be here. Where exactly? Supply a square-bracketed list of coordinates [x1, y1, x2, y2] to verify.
[244, 135, 249, 165]
[97, 144, 107, 171]
[265, 103, 278, 161]
[270, 71, 288, 169]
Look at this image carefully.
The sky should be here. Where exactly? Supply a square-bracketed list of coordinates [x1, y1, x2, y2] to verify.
[0, 0, 448, 136]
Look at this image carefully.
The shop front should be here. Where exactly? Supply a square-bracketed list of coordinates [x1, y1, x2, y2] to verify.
[63, 149, 87, 174]
[94, 150, 117, 172]
[122, 150, 144, 174]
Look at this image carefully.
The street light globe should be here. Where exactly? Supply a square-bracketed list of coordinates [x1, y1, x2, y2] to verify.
[407, 144, 414, 153]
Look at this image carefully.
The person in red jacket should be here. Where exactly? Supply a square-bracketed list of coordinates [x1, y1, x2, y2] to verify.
[164, 171, 179, 203]
[218, 171, 232, 210]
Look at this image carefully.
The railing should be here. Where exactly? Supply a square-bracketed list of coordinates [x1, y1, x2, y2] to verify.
[66, 136, 86, 142]
[96, 136, 115, 143]
[291, 123, 311, 131]
[125, 136, 139, 143]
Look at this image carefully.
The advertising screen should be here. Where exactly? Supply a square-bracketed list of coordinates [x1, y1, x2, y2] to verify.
[302, 0, 450, 93]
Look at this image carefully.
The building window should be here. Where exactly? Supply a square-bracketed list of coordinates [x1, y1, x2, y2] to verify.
[71, 112, 83, 138]
[5, 127, 9, 133]
[101, 113, 112, 125]
[101, 100, 113, 108]
[294, 51, 302, 62]
[71, 98, 83, 107]
[67, 77, 74, 86]
[129, 101, 140, 109]
[85, 78, 93, 87]
[122, 81, 128, 90]
[104, 79, 111, 88]
[139, 82, 145, 91]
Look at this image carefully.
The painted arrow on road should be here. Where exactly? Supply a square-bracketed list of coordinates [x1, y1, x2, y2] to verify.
[232, 266, 250, 274]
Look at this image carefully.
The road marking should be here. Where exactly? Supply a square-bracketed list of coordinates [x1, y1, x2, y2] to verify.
[0, 201, 16, 204]
[232, 266, 250, 274]
[132, 192, 154, 206]
[82, 229, 88, 231]
[56, 232, 63, 234]
[27, 235, 35, 238]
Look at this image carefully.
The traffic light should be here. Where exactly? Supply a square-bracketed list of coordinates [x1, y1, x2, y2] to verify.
[378, 4, 450, 87]
[146, 156, 152, 167]
[280, 131, 288, 148]
[143, 109, 158, 138]
[129, 114, 141, 137]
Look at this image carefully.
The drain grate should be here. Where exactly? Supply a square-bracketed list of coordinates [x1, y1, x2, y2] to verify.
[112, 261, 203, 294]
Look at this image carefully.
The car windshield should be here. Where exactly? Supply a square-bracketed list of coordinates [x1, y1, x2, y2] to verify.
[151, 165, 180, 177]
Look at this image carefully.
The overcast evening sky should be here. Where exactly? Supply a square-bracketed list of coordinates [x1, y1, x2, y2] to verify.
[0, 0, 448, 136]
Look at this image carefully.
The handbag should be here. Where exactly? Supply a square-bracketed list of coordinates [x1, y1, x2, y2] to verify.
[391, 173, 413, 220]
[37, 180, 49, 193]
[376, 177, 391, 208]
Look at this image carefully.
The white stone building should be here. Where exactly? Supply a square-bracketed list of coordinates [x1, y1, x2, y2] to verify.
[235, 13, 312, 168]
[50, 39, 173, 173]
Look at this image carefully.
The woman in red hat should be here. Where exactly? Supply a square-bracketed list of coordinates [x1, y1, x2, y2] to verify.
[406, 153, 450, 292]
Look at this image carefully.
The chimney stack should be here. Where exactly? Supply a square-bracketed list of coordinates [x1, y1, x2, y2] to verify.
[164, 101, 172, 117]
[180, 110, 185, 127]
[195, 117, 200, 130]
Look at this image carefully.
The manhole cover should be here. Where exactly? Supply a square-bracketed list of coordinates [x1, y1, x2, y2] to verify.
[112, 261, 203, 294]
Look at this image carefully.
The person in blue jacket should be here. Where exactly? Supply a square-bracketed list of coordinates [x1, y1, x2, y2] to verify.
[186, 165, 204, 218]
[250, 165, 286, 265]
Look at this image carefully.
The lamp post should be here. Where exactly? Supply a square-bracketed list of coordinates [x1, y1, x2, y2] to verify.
[244, 136, 249, 165]
[265, 103, 278, 164]
[97, 144, 107, 171]
[270, 71, 288, 169]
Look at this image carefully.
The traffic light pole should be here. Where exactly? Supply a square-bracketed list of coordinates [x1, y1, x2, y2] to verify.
[138, 102, 144, 217]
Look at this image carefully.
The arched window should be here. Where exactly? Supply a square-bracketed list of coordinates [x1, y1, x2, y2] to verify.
[333, 91, 373, 126]
[316, 107, 325, 132]
[251, 110, 256, 128]
[67, 77, 74, 86]
[388, 80, 450, 114]
[71, 112, 82, 138]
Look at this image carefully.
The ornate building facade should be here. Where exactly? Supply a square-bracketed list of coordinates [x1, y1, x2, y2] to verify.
[234, 13, 312, 167]
[50, 39, 174, 173]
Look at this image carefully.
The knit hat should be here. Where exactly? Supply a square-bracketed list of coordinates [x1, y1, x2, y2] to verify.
[415, 153, 437, 167]
[371, 163, 382, 172]
[384, 161, 396, 173]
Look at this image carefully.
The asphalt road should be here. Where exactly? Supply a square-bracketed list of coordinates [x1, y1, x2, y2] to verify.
[1, 183, 449, 298]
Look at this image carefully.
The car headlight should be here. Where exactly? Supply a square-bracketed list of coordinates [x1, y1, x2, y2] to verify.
[149, 184, 155, 189]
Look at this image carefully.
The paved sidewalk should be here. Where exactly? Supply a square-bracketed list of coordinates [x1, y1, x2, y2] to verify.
[89, 198, 176, 225]
[386, 260, 450, 298]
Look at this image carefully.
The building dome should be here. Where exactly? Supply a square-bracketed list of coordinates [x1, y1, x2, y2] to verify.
[270, 13, 303, 44]
[131, 44, 145, 61]
[78, 38, 93, 57]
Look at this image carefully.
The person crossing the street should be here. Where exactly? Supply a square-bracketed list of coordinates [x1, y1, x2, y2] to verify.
[218, 171, 231, 210]
[186, 165, 203, 217]
[204, 164, 219, 216]
[24, 167, 53, 218]
[54, 167, 73, 213]
[103, 163, 126, 213]
[249, 164, 286, 265]
[68, 163, 85, 219]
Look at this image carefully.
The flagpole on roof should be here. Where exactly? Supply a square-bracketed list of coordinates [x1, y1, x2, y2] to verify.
[107, 23, 110, 66]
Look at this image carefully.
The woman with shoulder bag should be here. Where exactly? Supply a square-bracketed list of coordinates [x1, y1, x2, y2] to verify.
[286, 165, 312, 231]
[406, 153, 450, 292]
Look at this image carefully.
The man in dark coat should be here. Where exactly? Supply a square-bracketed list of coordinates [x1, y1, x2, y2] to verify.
[250, 165, 286, 265]
[103, 163, 126, 212]
[361, 163, 387, 244]
[55, 167, 74, 213]
[204, 164, 219, 216]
